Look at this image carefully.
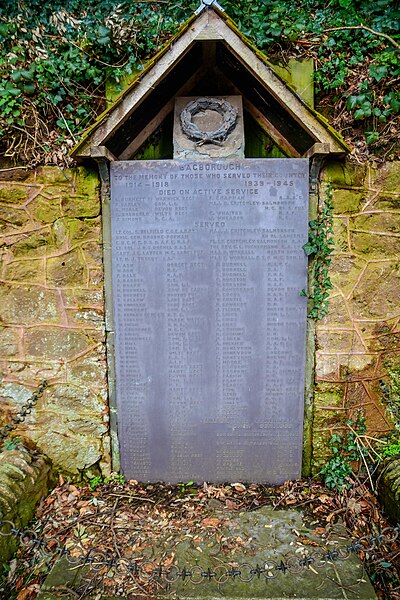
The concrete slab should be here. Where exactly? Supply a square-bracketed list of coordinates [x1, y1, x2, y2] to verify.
[38, 506, 377, 599]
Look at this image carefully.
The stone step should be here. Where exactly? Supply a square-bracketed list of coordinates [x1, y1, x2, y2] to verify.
[37, 506, 377, 599]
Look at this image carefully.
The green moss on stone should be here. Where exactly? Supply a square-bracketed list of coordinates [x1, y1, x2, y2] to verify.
[323, 160, 366, 187]
[28, 196, 62, 224]
[0, 185, 29, 204]
[381, 359, 400, 429]
[380, 161, 400, 193]
[75, 167, 100, 198]
[332, 189, 365, 213]
[13, 230, 54, 256]
[351, 231, 400, 258]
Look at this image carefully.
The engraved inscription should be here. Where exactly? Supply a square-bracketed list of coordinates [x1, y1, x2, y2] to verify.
[111, 159, 309, 483]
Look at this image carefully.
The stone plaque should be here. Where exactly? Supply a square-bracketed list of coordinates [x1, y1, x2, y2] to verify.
[110, 159, 309, 483]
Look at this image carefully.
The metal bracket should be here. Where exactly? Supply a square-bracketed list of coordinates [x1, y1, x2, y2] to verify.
[194, 0, 225, 15]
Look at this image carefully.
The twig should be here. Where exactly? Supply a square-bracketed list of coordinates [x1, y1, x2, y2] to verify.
[0, 166, 28, 172]
[323, 25, 400, 50]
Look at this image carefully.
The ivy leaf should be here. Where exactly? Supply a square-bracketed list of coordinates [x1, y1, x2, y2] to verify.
[369, 64, 387, 82]
[303, 242, 316, 256]
[365, 131, 379, 144]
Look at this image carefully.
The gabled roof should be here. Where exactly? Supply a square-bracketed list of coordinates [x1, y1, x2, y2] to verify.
[71, 5, 349, 161]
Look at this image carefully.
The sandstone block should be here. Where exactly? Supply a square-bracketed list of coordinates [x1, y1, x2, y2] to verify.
[27, 195, 61, 224]
[46, 249, 86, 287]
[0, 286, 60, 324]
[25, 328, 89, 359]
[5, 257, 45, 283]
[329, 255, 366, 298]
[0, 184, 29, 204]
[12, 229, 54, 257]
[352, 261, 400, 319]
[331, 189, 365, 213]
[0, 327, 19, 356]
[323, 160, 366, 187]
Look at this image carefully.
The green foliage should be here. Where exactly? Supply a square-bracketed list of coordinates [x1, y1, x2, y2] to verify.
[89, 472, 125, 491]
[321, 414, 367, 490]
[303, 182, 334, 320]
[177, 480, 197, 495]
[381, 440, 400, 458]
[2, 437, 19, 450]
[0, 0, 399, 164]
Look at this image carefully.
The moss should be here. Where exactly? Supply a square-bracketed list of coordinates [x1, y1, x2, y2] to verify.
[381, 359, 400, 429]
[75, 166, 100, 197]
[323, 160, 366, 187]
[380, 161, 400, 193]
[12, 230, 54, 256]
[351, 231, 400, 258]
[332, 189, 365, 213]
[0, 185, 29, 204]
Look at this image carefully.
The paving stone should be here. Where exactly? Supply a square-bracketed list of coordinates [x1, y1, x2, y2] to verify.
[38, 506, 377, 599]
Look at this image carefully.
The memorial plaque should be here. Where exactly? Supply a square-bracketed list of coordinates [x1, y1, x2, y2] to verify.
[110, 159, 309, 483]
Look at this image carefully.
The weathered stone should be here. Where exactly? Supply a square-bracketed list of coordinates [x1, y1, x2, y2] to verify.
[0, 184, 29, 204]
[319, 294, 352, 328]
[6, 360, 64, 383]
[74, 289, 104, 307]
[5, 257, 45, 283]
[66, 355, 106, 386]
[66, 308, 104, 327]
[35, 166, 74, 186]
[352, 212, 400, 232]
[12, 229, 54, 257]
[315, 352, 337, 380]
[375, 193, 400, 210]
[0, 382, 33, 408]
[323, 160, 366, 187]
[61, 193, 99, 218]
[0, 286, 60, 324]
[82, 241, 103, 266]
[331, 188, 365, 213]
[0, 205, 29, 234]
[40, 384, 105, 414]
[378, 457, 400, 523]
[27, 195, 62, 224]
[317, 330, 364, 353]
[352, 231, 400, 258]
[338, 354, 376, 377]
[329, 255, 366, 298]
[0, 445, 52, 564]
[74, 167, 100, 198]
[32, 430, 103, 474]
[379, 161, 400, 193]
[25, 328, 90, 359]
[331, 216, 348, 252]
[352, 261, 400, 319]
[66, 216, 101, 244]
[0, 327, 19, 356]
[46, 249, 86, 287]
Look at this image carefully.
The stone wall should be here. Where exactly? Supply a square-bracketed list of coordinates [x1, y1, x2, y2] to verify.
[312, 160, 400, 471]
[0, 160, 399, 480]
[0, 167, 111, 478]
[0, 444, 52, 563]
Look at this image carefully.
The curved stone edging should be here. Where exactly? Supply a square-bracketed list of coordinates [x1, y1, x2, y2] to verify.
[378, 457, 400, 523]
[0, 444, 53, 564]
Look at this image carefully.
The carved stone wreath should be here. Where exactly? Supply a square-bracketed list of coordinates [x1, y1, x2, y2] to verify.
[180, 97, 238, 146]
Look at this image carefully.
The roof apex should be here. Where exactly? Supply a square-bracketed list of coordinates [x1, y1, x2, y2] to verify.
[71, 6, 349, 160]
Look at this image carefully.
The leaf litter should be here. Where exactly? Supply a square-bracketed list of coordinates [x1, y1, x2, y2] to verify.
[4, 478, 400, 599]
